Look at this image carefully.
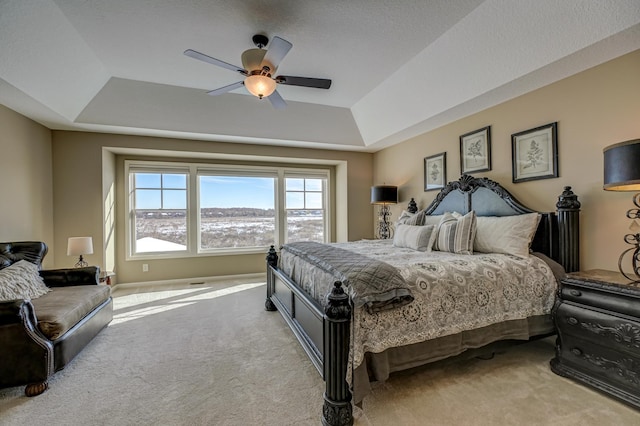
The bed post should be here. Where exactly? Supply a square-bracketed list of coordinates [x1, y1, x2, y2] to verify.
[556, 186, 581, 273]
[322, 282, 353, 426]
[265, 245, 278, 311]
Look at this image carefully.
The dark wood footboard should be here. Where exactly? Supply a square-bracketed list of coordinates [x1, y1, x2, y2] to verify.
[265, 176, 581, 426]
[266, 246, 353, 426]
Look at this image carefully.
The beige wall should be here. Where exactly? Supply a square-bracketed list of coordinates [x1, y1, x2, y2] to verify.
[51, 132, 373, 283]
[0, 105, 54, 267]
[374, 49, 640, 272]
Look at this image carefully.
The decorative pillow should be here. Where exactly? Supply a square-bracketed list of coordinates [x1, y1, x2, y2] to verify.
[474, 213, 541, 258]
[422, 215, 444, 227]
[396, 210, 425, 227]
[0, 260, 51, 301]
[433, 211, 477, 255]
[393, 224, 437, 252]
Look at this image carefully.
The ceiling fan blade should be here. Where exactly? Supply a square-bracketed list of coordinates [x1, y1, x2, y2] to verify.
[206, 81, 244, 96]
[184, 49, 247, 75]
[275, 76, 332, 89]
[268, 90, 287, 109]
[261, 36, 292, 71]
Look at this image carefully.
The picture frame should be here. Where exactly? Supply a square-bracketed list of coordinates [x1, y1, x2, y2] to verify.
[424, 152, 446, 191]
[459, 126, 491, 174]
[511, 122, 558, 183]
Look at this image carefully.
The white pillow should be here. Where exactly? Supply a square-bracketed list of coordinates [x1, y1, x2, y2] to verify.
[433, 211, 477, 255]
[474, 213, 541, 258]
[393, 224, 437, 252]
[422, 215, 444, 226]
[0, 260, 51, 301]
[395, 210, 425, 226]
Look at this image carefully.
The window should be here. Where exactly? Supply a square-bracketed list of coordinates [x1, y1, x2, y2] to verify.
[285, 177, 326, 243]
[131, 171, 188, 254]
[199, 175, 276, 250]
[126, 161, 329, 258]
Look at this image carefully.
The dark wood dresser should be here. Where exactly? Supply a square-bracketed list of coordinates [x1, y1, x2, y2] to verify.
[550, 269, 640, 409]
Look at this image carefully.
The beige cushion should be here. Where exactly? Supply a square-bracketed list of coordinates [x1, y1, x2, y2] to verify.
[434, 211, 477, 255]
[474, 213, 541, 258]
[422, 215, 444, 226]
[31, 285, 111, 340]
[0, 260, 50, 301]
[393, 224, 437, 251]
[395, 210, 425, 226]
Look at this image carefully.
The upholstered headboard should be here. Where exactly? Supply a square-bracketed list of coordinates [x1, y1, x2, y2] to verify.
[419, 175, 580, 272]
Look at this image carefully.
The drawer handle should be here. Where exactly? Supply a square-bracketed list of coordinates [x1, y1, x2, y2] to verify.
[570, 347, 583, 356]
[569, 289, 582, 297]
[567, 317, 578, 325]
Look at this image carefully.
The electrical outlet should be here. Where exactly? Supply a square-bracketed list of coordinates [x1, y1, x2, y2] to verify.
[142, 264, 149, 272]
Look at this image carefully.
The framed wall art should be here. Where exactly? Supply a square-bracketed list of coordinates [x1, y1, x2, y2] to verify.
[460, 126, 491, 174]
[424, 152, 446, 191]
[511, 122, 558, 183]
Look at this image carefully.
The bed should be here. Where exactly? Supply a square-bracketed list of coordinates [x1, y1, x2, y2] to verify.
[265, 175, 580, 426]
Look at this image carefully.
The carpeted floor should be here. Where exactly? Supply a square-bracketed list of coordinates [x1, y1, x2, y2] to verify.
[1, 280, 639, 425]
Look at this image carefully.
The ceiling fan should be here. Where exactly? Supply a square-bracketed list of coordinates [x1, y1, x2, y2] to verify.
[184, 34, 332, 109]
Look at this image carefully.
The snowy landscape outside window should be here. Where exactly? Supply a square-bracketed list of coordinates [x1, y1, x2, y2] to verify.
[126, 161, 330, 258]
[132, 172, 188, 253]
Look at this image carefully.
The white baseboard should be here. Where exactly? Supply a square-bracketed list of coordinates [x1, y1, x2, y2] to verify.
[110, 272, 266, 290]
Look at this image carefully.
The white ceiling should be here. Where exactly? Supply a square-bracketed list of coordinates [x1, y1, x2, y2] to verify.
[1, 0, 639, 152]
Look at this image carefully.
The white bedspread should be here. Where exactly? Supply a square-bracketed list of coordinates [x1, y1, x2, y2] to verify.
[278, 239, 558, 376]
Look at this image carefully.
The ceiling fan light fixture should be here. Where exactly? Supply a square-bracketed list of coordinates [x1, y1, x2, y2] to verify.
[244, 74, 276, 99]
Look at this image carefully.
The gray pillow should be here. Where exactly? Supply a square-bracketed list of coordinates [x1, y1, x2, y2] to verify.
[393, 224, 437, 251]
[433, 211, 477, 255]
[396, 210, 425, 226]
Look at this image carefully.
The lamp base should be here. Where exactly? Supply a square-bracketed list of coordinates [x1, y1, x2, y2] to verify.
[74, 255, 88, 268]
[376, 205, 393, 239]
[618, 244, 640, 282]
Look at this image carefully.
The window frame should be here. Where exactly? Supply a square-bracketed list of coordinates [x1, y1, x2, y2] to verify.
[125, 160, 330, 260]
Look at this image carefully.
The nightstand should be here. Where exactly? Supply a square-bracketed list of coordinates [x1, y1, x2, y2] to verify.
[550, 269, 640, 409]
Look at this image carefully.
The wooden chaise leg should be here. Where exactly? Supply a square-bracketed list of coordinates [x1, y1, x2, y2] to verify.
[25, 381, 48, 397]
[322, 282, 353, 426]
[265, 245, 278, 311]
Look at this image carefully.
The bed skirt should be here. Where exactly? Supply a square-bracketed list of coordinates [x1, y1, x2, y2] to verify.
[352, 314, 553, 403]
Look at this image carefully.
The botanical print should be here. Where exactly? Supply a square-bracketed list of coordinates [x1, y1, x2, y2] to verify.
[466, 139, 484, 164]
[517, 134, 550, 175]
[512, 122, 558, 183]
[460, 126, 490, 174]
[430, 162, 441, 182]
[425, 152, 446, 191]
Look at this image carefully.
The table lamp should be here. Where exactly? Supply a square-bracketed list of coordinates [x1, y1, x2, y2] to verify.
[67, 236, 93, 268]
[603, 139, 640, 281]
[371, 185, 398, 239]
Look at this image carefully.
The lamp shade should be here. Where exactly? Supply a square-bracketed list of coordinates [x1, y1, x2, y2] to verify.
[371, 185, 398, 204]
[604, 139, 640, 191]
[67, 237, 94, 256]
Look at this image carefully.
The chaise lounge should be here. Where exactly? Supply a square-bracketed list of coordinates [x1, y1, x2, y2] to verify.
[0, 241, 113, 396]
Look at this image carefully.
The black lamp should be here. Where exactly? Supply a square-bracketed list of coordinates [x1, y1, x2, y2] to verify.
[604, 139, 640, 281]
[371, 185, 398, 239]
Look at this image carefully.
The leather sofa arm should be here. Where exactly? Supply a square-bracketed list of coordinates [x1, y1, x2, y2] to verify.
[0, 299, 54, 390]
[39, 266, 100, 287]
[0, 300, 35, 325]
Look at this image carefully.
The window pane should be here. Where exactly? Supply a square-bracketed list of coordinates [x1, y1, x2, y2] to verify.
[136, 173, 161, 188]
[135, 210, 187, 252]
[305, 179, 322, 191]
[286, 178, 304, 191]
[163, 190, 186, 209]
[163, 174, 187, 189]
[286, 192, 304, 209]
[287, 210, 324, 243]
[136, 189, 161, 209]
[305, 193, 323, 209]
[199, 176, 276, 249]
